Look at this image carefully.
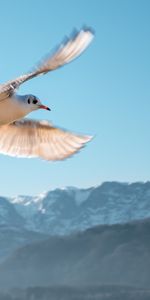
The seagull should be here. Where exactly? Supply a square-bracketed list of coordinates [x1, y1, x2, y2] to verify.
[0, 28, 94, 161]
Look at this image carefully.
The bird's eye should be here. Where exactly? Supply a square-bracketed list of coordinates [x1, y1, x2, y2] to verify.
[28, 99, 30, 104]
[33, 99, 38, 104]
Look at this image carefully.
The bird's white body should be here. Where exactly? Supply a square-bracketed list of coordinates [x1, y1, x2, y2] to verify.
[0, 96, 28, 125]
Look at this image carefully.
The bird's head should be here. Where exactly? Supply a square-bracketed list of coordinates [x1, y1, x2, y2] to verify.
[25, 94, 51, 112]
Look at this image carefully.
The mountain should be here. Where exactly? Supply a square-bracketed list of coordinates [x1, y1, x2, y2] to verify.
[0, 218, 150, 288]
[0, 197, 49, 262]
[0, 225, 49, 263]
[1, 181, 150, 263]
[0, 196, 24, 228]
[3, 181, 150, 235]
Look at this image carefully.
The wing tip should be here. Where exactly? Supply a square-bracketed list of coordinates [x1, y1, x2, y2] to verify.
[82, 25, 95, 37]
[70, 25, 95, 38]
[81, 134, 94, 144]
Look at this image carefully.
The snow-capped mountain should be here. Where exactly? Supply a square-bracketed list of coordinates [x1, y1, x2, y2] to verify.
[0, 181, 150, 235]
[0, 197, 24, 228]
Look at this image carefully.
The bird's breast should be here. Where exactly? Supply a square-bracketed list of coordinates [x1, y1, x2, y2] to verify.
[0, 97, 27, 125]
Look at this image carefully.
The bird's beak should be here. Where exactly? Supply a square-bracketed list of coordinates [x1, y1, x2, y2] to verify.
[39, 104, 51, 111]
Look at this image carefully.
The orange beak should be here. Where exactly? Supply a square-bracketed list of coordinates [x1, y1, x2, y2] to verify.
[39, 104, 51, 111]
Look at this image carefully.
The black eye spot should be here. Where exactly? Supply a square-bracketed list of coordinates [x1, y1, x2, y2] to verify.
[33, 99, 38, 104]
[28, 99, 30, 104]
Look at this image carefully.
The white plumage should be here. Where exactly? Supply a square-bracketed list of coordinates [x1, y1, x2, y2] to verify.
[0, 28, 94, 161]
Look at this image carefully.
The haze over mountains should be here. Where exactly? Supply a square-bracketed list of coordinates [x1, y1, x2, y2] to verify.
[1, 218, 150, 289]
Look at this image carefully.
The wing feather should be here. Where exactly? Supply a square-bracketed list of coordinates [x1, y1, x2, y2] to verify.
[0, 119, 92, 161]
[0, 28, 94, 101]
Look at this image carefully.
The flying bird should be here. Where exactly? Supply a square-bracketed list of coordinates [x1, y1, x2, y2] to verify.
[0, 28, 94, 161]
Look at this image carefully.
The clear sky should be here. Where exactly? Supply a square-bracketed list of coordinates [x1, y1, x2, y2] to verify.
[0, 0, 150, 196]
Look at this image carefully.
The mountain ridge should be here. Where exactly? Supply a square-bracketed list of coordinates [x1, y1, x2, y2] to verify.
[1, 181, 150, 235]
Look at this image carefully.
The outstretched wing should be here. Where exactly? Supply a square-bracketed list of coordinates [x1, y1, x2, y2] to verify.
[0, 119, 92, 160]
[0, 28, 94, 101]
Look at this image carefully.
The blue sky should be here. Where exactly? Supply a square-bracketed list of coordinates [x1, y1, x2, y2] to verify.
[0, 0, 150, 196]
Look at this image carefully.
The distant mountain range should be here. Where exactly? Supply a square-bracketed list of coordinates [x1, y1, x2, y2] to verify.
[1, 181, 150, 236]
[0, 181, 150, 262]
[0, 181, 150, 290]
